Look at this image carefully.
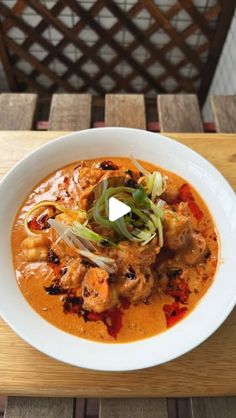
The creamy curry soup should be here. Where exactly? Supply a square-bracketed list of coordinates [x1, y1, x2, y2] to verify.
[12, 157, 218, 343]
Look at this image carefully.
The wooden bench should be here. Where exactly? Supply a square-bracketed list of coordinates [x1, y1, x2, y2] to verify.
[210, 95, 236, 133]
[0, 93, 235, 418]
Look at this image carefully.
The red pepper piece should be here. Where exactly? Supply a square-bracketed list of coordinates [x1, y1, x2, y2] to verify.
[188, 201, 203, 222]
[87, 307, 123, 339]
[163, 302, 188, 328]
[165, 279, 191, 304]
[87, 311, 105, 321]
[178, 183, 194, 202]
[104, 308, 123, 339]
[177, 183, 203, 222]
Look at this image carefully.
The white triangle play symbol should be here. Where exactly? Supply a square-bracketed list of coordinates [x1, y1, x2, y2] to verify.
[108, 197, 131, 222]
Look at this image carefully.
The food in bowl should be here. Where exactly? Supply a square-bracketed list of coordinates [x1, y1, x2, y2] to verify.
[12, 156, 218, 343]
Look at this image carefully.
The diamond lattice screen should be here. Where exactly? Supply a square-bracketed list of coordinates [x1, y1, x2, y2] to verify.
[0, 0, 231, 99]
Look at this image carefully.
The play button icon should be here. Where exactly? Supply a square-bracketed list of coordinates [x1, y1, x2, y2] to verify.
[108, 197, 131, 222]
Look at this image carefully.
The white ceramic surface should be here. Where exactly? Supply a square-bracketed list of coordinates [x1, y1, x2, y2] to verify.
[0, 127, 235, 371]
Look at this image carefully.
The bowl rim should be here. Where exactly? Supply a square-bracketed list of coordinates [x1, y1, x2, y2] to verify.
[0, 127, 235, 371]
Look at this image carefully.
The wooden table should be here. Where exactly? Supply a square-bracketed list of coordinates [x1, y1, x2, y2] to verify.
[0, 93, 236, 418]
[0, 130, 235, 399]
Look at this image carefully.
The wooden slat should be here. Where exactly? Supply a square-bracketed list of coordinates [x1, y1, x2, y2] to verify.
[105, 94, 146, 129]
[86, 398, 99, 417]
[4, 397, 74, 418]
[0, 27, 18, 92]
[0, 93, 37, 130]
[167, 398, 192, 418]
[210, 95, 236, 133]
[0, 397, 6, 416]
[74, 398, 86, 418]
[48, 94, 92, 131]
[191, 397, 236, 418]
[2, 0, 27, 34]
[158, 94, 203, 132]
[99, 399, 168, 418]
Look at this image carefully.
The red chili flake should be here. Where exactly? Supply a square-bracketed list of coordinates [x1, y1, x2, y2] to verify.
[100, 160, 119, 170]
[163, 302, 188, 328]
[51, 265, 61, 276]
[165, 278, 191, 304]
[63, 176, 69, 185]
[45, 283, 67, 295]
[177, 183, 203, 222]
[28, 217, 43, 231]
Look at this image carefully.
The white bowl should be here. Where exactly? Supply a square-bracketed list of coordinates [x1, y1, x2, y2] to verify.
[0, 128, 235, 371]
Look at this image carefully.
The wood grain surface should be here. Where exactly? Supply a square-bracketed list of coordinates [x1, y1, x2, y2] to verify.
[210, 95, 236, 133]
[105, 94, 146, 129]
[191, 397, 236, 418]
[48, 94, 92, 131]
[4, 397, 74, 418]
[99, 399, 168, 418]
[0, 131, 235, 398]
[158, 95, 203, 132]
[0, 94, 37, 130]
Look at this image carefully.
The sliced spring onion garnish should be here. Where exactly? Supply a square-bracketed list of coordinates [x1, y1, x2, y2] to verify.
[141, 233, 156, 246]
[132, 187, 148, 206]
[151, 171, 163, 201]
[91, 180, 165, 246]
[30, 161, 166, 249]
[49, 219, 116, 273]
[78, 250, 117, 274]
[94, 178, 109, 200]
[130, 154, 150, 176]
[156, 216, 163, 247]
[48, 219, 88, 251]
[150, 201, 164, 219]
[72, 221, 115, 247]
[156, 199, 166, 209]
[115, 217, 142, 242]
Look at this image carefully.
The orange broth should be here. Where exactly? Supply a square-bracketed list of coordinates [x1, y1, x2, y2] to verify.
[12, 157, 219, 343]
